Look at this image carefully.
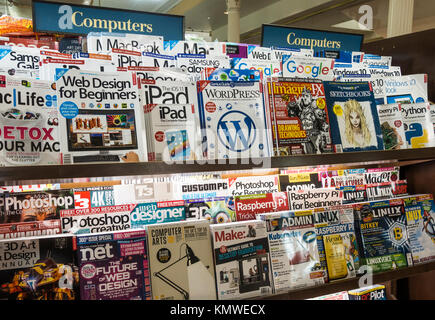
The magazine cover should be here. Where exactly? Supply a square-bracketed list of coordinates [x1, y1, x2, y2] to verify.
[87, 32, 163, 55]
[380, 74, 428, 104]
[184, 196, 235, 223]
[281, 55, 335, 81]
[319, 168, 366, 188]
[353, 199, 413, 273]
[278, 172, 323, 192]
[60, 204, 134, 234]
[197, 80, 271, 159]
[128, 66, 190, 82]
[314, 205, 359, 282]
[228, 175, 279, 196]
[0, 189, 75, 240]
[56, 69, 147, 164]
[269, 78, 333, 155]
[368, 66, 401, 77]
[308, 291, 349, 300]
[175, 179, 229, 200]
[176, 54, 230, 79]
[324, 81, 384, 152]
[76, 229, 150, 300]
[247, 46, 272, 61]
[164, 40, 226, 56]
[113, 179, 177, 204]
[111, 48, 143, 68]
[0, 45, 40, 79]
[340, 185, 367, 204]
[364, 167, 400, 185]
[148, 220, 216, 300]
[140, 79, 198, 106]
[258, 211, 324, 292]
[403, 195, 435, 265]
[271, 47, 313, 61]
[211, 220, 272, 299]
[0, 76, 60, 166]
[288, 188, 343, 211]
[0, 234, 79, 300]
[365, 180, 408, 201]
[145, 104, 202, 161]
[234, 192, 289, 221]
[333, 63, 370, 81]
[202, 68, 262, 82]
[348, 284, 387, 300]
[377, 104, 407, 150]
[129, 200, 185, 229]
[142, 52, 176, 68]
[401, 102, 435, 148]
[231, 58, 281, 77]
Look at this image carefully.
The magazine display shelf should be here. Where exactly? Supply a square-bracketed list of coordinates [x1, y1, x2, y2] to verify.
[255, 261, 435, 300]
[1, 147, 434, 300]
[0, 147, 434, 182]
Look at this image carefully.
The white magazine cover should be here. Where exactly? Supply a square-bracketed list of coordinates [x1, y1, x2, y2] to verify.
[145, 104, 202, 161]
[368, 65, 401, 77]
[338, 74, 384, 104]
[111, 48, 143, 68]
[40, 57, 118, 82]
[126, 66, 191, 82]
[210, 220, 273, 299]
[333, 63, 370, 81]
[164, 40, 226, 56]
[378, 74, 428, 105]
[228, 175, 279, 196]
[231, 58, 281, 77]
[197, 80, 271, 160]
[288, 188, 343, 211]
[282, 55, 335, 81]
[60, 203, 134, 234]
[247, 46, 272, 61]
[401, 102, 435, 148]
[258, 210, 324, 292]
[377, 103, 407, 150]
[87, 32, 164, 55]
[0, 75, 60, 166]
[271, 47, 313, 61]
[142, 52, 177, 68]
[56, 69, 147, 163]
[176, 53, 230, 79]
[0, 45, 40, 79]
[113, 179, 177, 204]
[174, 178, 230, 200]
[147, 220, 216, 300]
[431, 104, 435, 135]
[363, 54, 392, 68]
[139, 79, 198, 107]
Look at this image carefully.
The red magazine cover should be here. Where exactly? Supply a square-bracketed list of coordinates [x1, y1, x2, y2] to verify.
[235, 192, 289, 221]
[269, 78, 333, 155]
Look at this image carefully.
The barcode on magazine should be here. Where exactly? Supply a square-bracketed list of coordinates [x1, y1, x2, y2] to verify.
[260, 287, 271, 295]
[63, 153, 72, 164]
[335, 144, 343, 153]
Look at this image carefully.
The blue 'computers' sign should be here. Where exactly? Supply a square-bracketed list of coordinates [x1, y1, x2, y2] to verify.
[32, 0, 184, 40]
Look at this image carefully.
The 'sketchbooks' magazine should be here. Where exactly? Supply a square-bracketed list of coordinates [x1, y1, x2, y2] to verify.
[324, 81, 384, 152]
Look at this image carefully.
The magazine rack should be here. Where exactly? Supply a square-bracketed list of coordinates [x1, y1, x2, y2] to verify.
[1, 147, 434, 300]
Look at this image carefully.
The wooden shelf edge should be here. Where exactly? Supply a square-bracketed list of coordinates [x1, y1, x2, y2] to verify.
[254, 260, 435, 300]
[0, 148, 434, 182]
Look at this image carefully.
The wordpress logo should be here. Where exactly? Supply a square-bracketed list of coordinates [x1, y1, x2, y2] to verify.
[217, 111, 256, 152]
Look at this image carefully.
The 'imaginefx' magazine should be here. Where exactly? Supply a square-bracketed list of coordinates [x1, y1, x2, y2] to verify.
[56, 69, 147, 164]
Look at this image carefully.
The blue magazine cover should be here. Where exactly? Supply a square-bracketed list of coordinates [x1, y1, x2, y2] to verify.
[323, 81, 384, 152]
